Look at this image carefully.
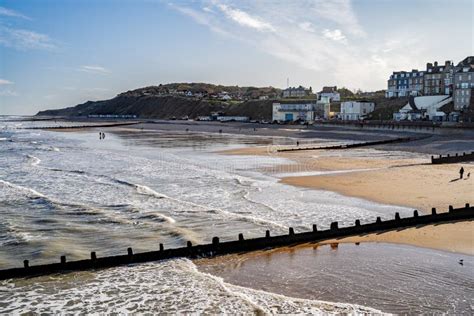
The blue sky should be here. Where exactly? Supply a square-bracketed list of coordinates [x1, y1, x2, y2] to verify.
[0, 0, 472, 115]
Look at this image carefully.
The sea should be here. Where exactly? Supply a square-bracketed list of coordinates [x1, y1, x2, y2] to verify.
[0, 117, 472, 314]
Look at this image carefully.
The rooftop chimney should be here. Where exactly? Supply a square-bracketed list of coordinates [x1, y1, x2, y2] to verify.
[426, 63, 433, 69]
[434, 61, 438, 67]
[445, 60, 451, 66]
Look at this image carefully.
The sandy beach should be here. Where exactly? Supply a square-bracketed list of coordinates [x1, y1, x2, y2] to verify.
[221, 141, 473, 255]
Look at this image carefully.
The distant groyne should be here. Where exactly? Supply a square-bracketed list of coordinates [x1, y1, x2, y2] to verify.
[277, 136, 426, 152]
[23, 122, 141, 130]
[0, 204, 472, 281]
[431, 152, 474, 164]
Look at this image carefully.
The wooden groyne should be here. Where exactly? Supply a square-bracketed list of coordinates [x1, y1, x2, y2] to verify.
[431, 152, 474, 164]
[277, 136, 422, 152]
[0, 204, 472, 281]
[24, 122, 141, 130]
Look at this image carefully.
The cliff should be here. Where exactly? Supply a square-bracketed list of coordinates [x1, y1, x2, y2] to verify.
[36, 84, 278, 120]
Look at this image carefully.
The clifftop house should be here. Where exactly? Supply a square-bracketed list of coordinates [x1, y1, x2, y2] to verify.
[282, 86, 312, 98]
[318, 86, 340, 101]
[424, 61, 454, 96]
[386, 69, 424, 98]
[453, 56, 474, 111]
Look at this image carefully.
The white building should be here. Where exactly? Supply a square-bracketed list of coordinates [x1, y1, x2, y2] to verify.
[341, 101, 375, 120]
[318, 86, 340, 102]
[393, 95, 452, 121]
[272, 102, 316, 122]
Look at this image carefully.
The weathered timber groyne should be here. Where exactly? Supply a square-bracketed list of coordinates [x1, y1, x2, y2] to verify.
[431, 151, 474, 164]
[0, 204, 472, 281]
[277, 136, 424, 152]
[23, 122, 141, 130]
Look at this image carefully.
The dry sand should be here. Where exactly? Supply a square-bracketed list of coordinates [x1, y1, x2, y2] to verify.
[222, 145, 474, 254]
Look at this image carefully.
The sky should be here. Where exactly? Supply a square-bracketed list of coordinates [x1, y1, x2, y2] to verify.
[0, 0, 472, 115]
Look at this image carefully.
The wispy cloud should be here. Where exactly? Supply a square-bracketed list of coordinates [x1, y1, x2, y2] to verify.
[216, 4, 275, 32]
[311, 0, 366, 37]
[78, 65, 111, 75]
[0, 6, 31, 20]
[0, 27, 56, 50]
[322, 29, 346, 43]
[0, 89, 18, 97]
[0, 79, 14, 85]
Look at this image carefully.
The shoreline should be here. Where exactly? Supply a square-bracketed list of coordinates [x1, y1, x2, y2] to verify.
[219, 145, 473, 255]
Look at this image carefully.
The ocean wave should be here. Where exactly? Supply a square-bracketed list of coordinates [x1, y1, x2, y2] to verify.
[26, 154, 41, 166]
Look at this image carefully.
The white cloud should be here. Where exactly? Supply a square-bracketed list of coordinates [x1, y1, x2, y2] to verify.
[311, 0, 366, 37]
[0, 6, 31, 20]
[78, 65, 111, 75]
[322, 29, 346, 43]
[0, 27, 56, 50]
[216, 4, 275, 32]
[299, 22, 315, 33]
[0, 79, 14, 85]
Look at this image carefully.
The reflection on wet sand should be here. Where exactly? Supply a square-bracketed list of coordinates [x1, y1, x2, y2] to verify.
[197, 242, 474, 314]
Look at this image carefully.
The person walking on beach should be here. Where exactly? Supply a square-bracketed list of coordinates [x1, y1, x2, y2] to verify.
[102, 132, 106, 140]
[459, 167, 464, 179]
[296, 141, 299, 147]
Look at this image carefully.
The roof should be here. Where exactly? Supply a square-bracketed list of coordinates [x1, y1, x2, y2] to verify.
[320, 86, 337, 93]
[456, 56, 474, 67]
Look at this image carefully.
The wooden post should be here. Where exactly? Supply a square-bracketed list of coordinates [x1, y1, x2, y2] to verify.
[289, 227, 295, 236]
[187, 241, 192, 248]
[127, 247, 133, 256]
[238, 233, 244, 241]
[395, 212, 401, 220]
[91, 252, 97, 261]
[23, 260, 29, 268]
[413, 210, 419, 217]
[449, 205, 454, 212]
[60, 256, 66, 264]
[212, 237, 219, 245]
[431, 208, 436, 215]
[159, 243, 164, 251]
[355, 219, 361, 226]
[376, 217, 382, 224]
[312, 224, 317, 232]
[265, 230, 270, 238]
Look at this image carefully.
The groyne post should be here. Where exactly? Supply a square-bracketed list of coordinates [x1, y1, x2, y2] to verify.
[289, 227, 295, 236]
[312, 224, 317, 232]
[159, 243, 164, 251]
[238, 233, 244, 241]
[431, 208, 436, 215]
[60, 256, 66, 264]
[330, 222, 338, 230]
[23, 260, 29, 268]
[355, 219, 361, 226]
[127, 247, 133, 256]
[91, 252, 97, 261]
[212, 237, 219, 245]
[265, 230, 270, 238]
[395, 212, 401, 220]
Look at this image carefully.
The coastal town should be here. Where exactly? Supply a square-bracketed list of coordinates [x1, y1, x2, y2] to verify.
[88, 56, 472, 125]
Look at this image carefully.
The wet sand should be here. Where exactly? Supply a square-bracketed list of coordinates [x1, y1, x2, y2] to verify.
[197, 242, 474, 314]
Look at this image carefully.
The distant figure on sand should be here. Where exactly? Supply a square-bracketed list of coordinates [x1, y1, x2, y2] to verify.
[467, 172, 470, 179]
[296, 141, 299, 147]
[99, 132, 102, 140]
[459, 167, 464, 179]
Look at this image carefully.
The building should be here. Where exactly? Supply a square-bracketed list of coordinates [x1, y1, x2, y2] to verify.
[272, 102, 316, 122]
[318, 86, 340, 101]
[393, 95, 452, 121]
[386, 70, 424, 98]
[453, 56, 474, 111]
[424, 61, 453, 96]
[282, 86, 312, 98]
[340, 101, 375, 120]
